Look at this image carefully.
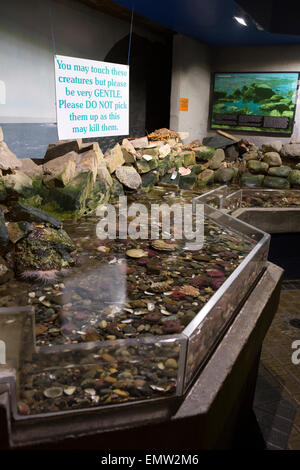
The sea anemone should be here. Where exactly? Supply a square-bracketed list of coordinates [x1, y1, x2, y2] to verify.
[20, 269, 68, 284]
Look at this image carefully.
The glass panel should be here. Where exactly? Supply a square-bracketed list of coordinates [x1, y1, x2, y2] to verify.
[184, 203, 270, 390]
[241, 189, 300, 208]
[16, 335, 185, 418]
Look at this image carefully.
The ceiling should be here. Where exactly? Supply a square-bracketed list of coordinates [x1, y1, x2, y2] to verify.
[109, 0, 300, 46]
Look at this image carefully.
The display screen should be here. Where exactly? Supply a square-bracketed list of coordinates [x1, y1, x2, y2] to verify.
[210, 72, 299, 135]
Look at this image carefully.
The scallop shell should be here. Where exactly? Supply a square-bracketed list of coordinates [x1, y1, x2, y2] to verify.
[126, 249, 148, 258]
[151, 240, 178, 251]
[180, 285, 200, 297]
[150, 280, 174, 292]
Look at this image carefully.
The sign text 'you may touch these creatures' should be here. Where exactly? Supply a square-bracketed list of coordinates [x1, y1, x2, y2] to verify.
[54, 55, 129, 139]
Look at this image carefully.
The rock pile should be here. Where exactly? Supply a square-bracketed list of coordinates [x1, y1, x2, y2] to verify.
[1, 126, 300, 230]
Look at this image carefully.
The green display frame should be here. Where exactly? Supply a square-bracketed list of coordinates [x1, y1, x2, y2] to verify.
[210, 72, 299, 136]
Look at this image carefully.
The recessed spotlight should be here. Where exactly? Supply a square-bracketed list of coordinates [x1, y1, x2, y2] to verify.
[233, 14, 249, 27]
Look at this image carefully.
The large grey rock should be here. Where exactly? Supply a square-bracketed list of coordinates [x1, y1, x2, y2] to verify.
[104, 144, 125, 173]
[193, 146, 215, 161]
[43, 152, 77, 186]
[263, 176, 290, 189]
[288, 170, 300, 188]
[97, 160, 113, 187]
[121, 146, 136, 163]
[243, 151, 259, 162]
[241, 173, 264, 188]
[281, 143, 300, 158]
[0, 141, 21, 170]
[225, 145, 239, 161]
[76, 149, 98, 182]
[209, 149, 225, 170]
[44, 139, 82, 162]
[268, 166, 291, 178]
[262, 141, 282, 153]
[3, 171, 32, 195]
[130, 136, 149, 149]
[202, 135, 235, 149]
[13, 202, 62, 228]
[20, 158, 43, 176]
[196, 169, 215, 187]
[136, 157, 159, 173]
[115, 166, 142, 190]
[248, 160, 269, 174]
[214, 167, 235, 183]
[263, 152, 282, 167]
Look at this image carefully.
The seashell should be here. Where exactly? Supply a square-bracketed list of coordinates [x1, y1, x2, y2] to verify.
[178, 167, 191, 176]
[126, 249, 148, 258]
[180, 285, 200, 297]
[150, 280, 174, 292]
[151, 240, 178, 251]
[147, 302, 155, 311]
[43, 387, 63, 399]
[64, 386, 76, 396]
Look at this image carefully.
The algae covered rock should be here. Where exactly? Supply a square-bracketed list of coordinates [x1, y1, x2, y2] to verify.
[43, 152, 77, 186]
[86, 179, 110, 211]
[196, 169, 214, 187]
[161, 171, 180, 186]
[136, 157, 158, 174]
[241, 173, 264, 188]
[45, 171, 94, 219]
[76, 149, 99, 182]
[157, 155, 175, 177]
[268, 166, 291, 178]
[243, 151, 259, 162]
[263, 152, 282, 167]
[263, 176, 290, 189]
[208, 149, 225, 170]
[14, 225, 75, 274]
[193, 146, 215, 161]
[141, 170, 160, 191]
[178, 174, 196, 190]
[214, 167, 235, 183]
[110, 178, 124, 200]
[288, 170, 300, 188]
[179, 151, 196, 167]
[248, 160, 269, 174]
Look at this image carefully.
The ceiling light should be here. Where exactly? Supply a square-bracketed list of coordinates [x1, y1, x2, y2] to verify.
[233, 14, 249, 27]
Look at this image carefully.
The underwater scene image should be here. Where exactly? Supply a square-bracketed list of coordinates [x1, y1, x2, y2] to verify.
[211, 72, 299, 134]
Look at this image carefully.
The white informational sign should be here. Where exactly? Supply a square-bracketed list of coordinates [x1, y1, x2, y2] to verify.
[54, 55, 129, 139]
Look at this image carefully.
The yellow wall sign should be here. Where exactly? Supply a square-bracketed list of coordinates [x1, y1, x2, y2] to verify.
[179, 97, 189, 111]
